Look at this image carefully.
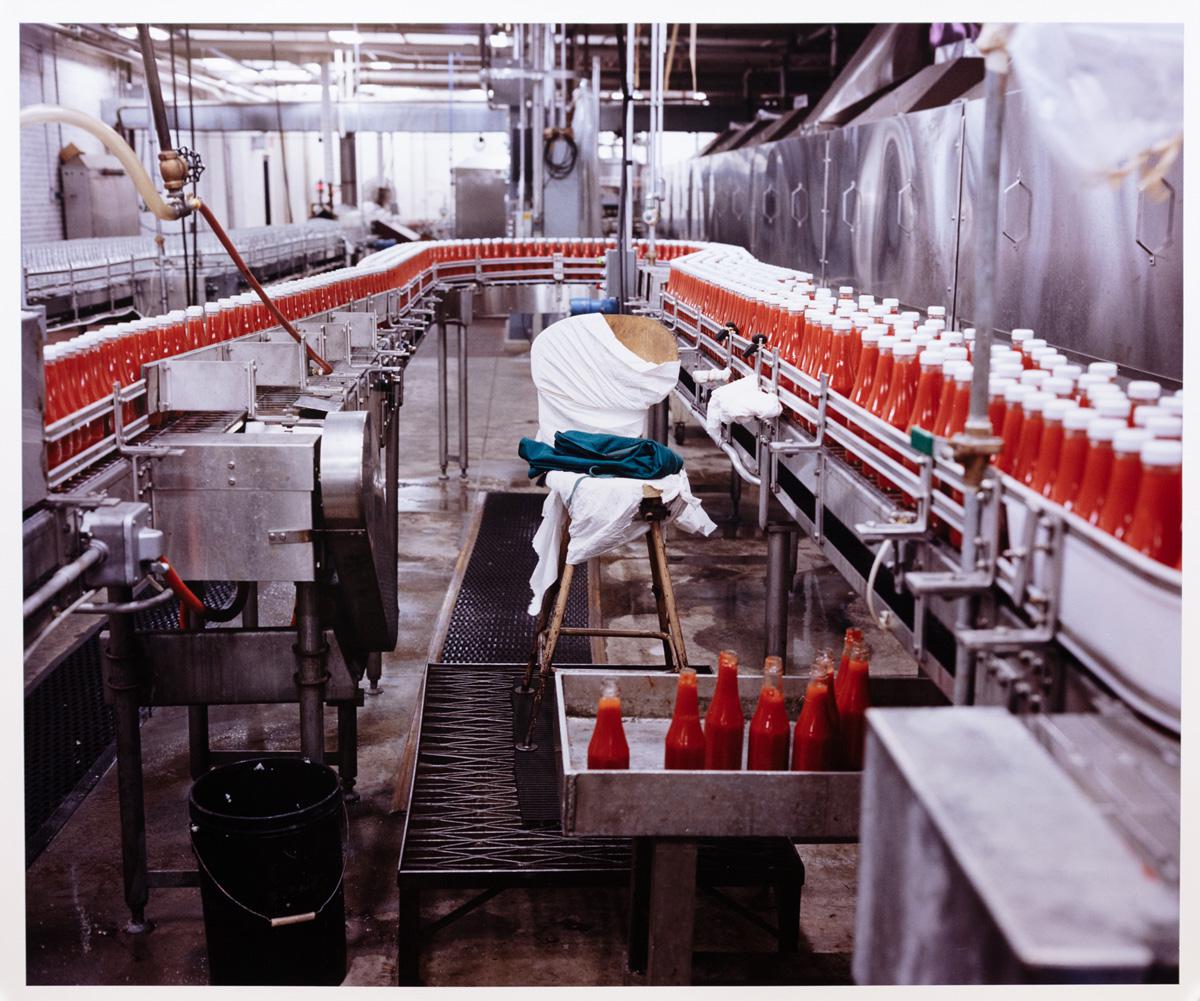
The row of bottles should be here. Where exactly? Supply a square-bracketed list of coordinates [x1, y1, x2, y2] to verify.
[664, 249, 1182, 568]
[44, 237, 693, 471]
[433, 237, 696, 276]
[586, 633, 873, 772]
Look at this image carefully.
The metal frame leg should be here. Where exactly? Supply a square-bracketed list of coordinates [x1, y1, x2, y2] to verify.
[437, 320, 449, 479]
[765, 525, 792, 672]
[730, 469, 742, 521]
[187, 705, 210, 780]
[103, 586, 152, 933]
[457, 321, 469, 479]
[337, 701, 359, 801]
[645, 838, 698, 985]
[366, 651, 383, 695]
[295, 582, 327, 763]
[646, 521, 688, 672]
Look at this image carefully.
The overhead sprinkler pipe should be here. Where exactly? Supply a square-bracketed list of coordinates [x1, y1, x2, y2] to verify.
[136, 24, 173, 153]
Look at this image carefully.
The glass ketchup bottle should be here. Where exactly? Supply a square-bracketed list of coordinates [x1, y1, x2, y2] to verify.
[996, 383, 1033, 473]
[864, 336, 897, 417]
[908, 349, 945, 432]
[704, 650, 745, 770]
[881, 342, 919, 430]
[1073, 417, 1124, 524]
[1124, 440, 1182, 567]
[1029, 399, 1074, 497]
[664, 667, 706, 769]
[828, 318, 855, 396]
[747, 657, 791, 771]
[945, 362, 976, 437]
[1051, 407, 1097, 508]
[791, 653, 838, 772]
[835, 640, 871, 770]
[587, 679, 630, 769]
[834, 627, 864, 701]
[849, 326, 883, 407]
[1097, 428, 1152, 541]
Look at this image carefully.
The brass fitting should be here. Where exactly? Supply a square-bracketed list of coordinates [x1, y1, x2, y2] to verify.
[948, 420, 1003, 488]
[157, 149, 189, 193]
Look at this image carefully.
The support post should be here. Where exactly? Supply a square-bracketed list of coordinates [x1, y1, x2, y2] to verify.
[295, 581, 327, 763]
[103, 585, 151, 933]
[187, 705, 210, 779]
[437, 320, 449, 478]
[457, 321, 469, 479]
[337, 702, 358, 801]
[765, 524, 792, 672]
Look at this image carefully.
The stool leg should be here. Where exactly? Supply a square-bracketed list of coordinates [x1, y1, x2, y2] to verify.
[522, 562, 575, 748]
[648, 522, 689, 672]
[644, 531, 676, 670]
[521, 523, 570, 692]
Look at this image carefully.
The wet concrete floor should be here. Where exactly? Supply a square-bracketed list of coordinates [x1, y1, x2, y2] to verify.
[25, 318, 915, 987]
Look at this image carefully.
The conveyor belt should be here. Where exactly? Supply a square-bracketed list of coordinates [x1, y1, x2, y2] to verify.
[23, 581, 236, 865]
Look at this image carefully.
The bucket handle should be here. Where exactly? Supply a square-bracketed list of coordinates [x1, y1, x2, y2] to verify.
[190, 799, 349, 929]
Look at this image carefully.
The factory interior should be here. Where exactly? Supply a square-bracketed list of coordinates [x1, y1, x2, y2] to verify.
[14, 16, 1189, 993]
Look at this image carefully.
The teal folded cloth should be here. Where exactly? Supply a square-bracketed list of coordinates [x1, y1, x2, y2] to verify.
[518, 430, 684, 481]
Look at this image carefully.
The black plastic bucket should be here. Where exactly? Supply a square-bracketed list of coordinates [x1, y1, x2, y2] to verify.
[189, 757, 347, 986]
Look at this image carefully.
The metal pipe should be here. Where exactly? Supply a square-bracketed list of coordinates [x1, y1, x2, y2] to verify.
[104, 585, 151, 932]
[457, 320, 469, 479]
[136, 25, 173, 153]
[77, 585, 176, 615]
[965, 62, 1009, 426]
[622, 23, 635, 297]
[294, 581, 326, 763]
[953, 488, 982, 705]
[320, 61, 335, 201]
[437, 320, 449, 477]
[765, 525, 792, 672]
[22, 542, 105, 619]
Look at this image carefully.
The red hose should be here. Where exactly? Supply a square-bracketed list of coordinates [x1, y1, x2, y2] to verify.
[160, 557, 208, 618]
[192, 198, 334, 376]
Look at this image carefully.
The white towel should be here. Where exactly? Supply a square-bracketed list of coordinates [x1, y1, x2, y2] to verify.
[703, 375, 783, 437]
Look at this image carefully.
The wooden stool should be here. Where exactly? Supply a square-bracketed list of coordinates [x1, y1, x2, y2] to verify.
[517, 485, 688, 749]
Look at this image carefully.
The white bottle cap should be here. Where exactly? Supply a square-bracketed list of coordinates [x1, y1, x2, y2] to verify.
[1159, 396, 1183, 417]
[916, 324, 937, 339]
[942, 331, 964, 346]
[1022, 337, 1047, 354]
[861, 327, 883, 344]
[1023, 392, 1053, 413]
[1094, 397, 1131, 419]
[1132, 404, 1166, 428]
[839, 286, 854, 295]
[894, 341, 918, 358]
[1087, 361, 1118, 379]
[1051, 364, 1082, 382]
[186, 304, 204, 317]
[882, 297, 899, 310]
[1043, 398, 1075, 421]
[833, 317, 852, 331]
[868, 305, 887, 318]
[943, 345, 969, 362]
[1113, 427, 1152, 453]
[1127, 380, 1162, 402]
[1087, 417, 1124, 442]
[927, 306, 946, 318]
[953, 363, 974, 382]
[901, 310, 921, 324]
[995, 362, 1024, 379]
[878, 335, 897, 352]
[989, 376, 1015, 395]
[942, 358, 962, 376]
[1011, 328, 1034, 343]
[867, 323, 888, 338]
[927, 318, 946, 333]
[1140, 439, 1183, 466]
[1045, 377, 1074, 397]
[921, 350, 946, 368]
[204, 301, 220, 314]
[1019, 370, 1049, 387]
[1038, 353, 1069, 371]
[1004, 383, 1034, 403]
[1145, 416, 1183, 439]
[858, 294, 875, 309]
[1063, 407, 1097, 431]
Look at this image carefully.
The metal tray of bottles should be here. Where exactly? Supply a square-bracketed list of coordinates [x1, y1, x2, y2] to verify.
[555, 668, 944, 839]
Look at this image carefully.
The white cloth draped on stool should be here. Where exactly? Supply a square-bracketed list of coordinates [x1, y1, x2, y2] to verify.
[526, 313, 716, 614]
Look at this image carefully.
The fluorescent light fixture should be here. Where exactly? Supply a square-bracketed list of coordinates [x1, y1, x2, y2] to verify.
[404, 32, 476, 46]
[115, 25, 168, 41]
[691, 90, 707, 102]
[632, 89, 644, 100]
[328, 29, 363, 45]
[368, 61, 394, 70]
[489, 31, 510, 48]
[260, 65, 312, 82]
[609, 90, 623, 101]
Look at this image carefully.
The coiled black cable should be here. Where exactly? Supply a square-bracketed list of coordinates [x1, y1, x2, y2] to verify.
[543, 128, 578, 180]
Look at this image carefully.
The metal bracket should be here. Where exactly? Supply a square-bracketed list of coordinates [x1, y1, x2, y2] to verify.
[267, 529, 314, 545]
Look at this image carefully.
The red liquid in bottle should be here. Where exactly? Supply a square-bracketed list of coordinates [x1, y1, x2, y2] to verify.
[1073, 420, 1121, 524]
[747, 657, 790, 771]
[587, 680, 630, 770]
[1030, 402, 1070, 496]
[704, 650, 745, 770]
[834, 627, 864, 701]
[865, 338, 895, 416]
[849, 331, 881, 407]
[997, 386, 1032, 474]
[835, 641, 871, 770]
[664, 668, 706, 769]
[930, 361, 960, 437]
[828, 320, 854, 397]
[882, 343, 919, 430]
[909, 352, 944, 432]
[1125, 441, 1182, 566]
[792, 655, 838, 772]
[1097, 430, 1150, 541]
[1051, 410, 1095, 509]
[1012, 394, 1050, 485]
[946, 366, 974, 437]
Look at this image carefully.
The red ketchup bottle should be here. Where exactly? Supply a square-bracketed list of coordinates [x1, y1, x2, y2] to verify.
[791, 653, 838, 772]
[704, 650, 745, 770]
[864, 336, 897, 417]
[1029, 399, 1074, 497]
[834, 626, 864, 701]
[849, 326, 883, 407]
[747, 656, 791, 771]
[987, 376, 1014, 437]
[996, 383, 1034, 473]
[664, 667, 706, 769]
[882, 342, 919, 430]
[1011, 392, 1051, 484]
[931, 358, 964, 437]
[1124, 440, 1182, 566]
[1051, 408, 1097, 508]
[835, 640, 871, 770]
[946, 362, 976, 437]
[587, 679, 630, 770]
[1073, 417, 1124, 524]
[828, 318, 855, 397]
[1097, 428, 1152, 541]
[909, 349, 945, 432]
